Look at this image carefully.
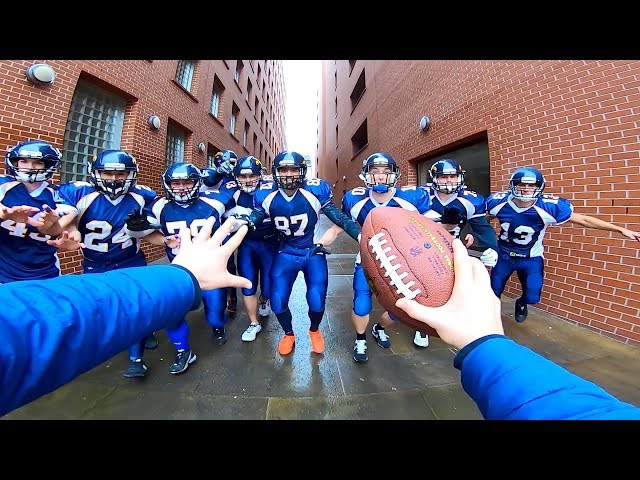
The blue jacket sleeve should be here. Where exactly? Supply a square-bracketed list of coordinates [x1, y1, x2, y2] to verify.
[455, 336, 640, 420]
[321, 202, 361, 241]
[0, 264, 201, 417]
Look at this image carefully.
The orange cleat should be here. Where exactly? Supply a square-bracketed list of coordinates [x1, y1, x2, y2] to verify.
[308, 329, 325, 354]
[278, 334, 296, 355]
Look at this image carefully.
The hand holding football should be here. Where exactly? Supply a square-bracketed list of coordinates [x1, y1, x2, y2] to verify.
[359, 207, 455, 336]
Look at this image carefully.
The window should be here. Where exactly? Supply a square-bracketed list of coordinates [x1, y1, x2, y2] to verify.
[334, 70, 337, 91]
[334, 97, 338, 119]
[252, 132, 258, 155]
[351, 119, 368, 156]
[350, 70, 366, 112]
[260, 109, 265, 132]
[257, 63, 262, 86]
[335, 125, 339, 149]
[61, 79, 126, 183]
[210, 76, 224, 118]
[175, 60, 195, 91]
[234, 60, 244, 84]
[348, 60, 357, 74]
[207, 145, 220, 168]
[165, 122, 186, 167]
[243, 120, 250, 148]
[254, 97, 259, 119]
[230, 102, 240, 136]
[246, 80, 253, 104]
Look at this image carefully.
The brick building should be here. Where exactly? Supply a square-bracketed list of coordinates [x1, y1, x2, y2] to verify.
[0, 59, 287, 272]
[317, 60, 640, 346]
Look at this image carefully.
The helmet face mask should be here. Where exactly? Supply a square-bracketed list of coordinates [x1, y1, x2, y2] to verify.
[162, 163, 203, 205]
[88, 150, 138, 199]
[359, 152, 400, 193]
[5, 140, 62, 183]
[430, 159, 465, 194]
[233, 155, 263, 193]
[272, 151, 307, 190]
[509, 167, 545, 202]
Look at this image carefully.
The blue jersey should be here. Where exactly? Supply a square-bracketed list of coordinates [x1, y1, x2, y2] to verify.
[423, 184, 497, 249]
[0, 176, 77, 282]
[217, 179, 279, 241]
[58, 182, 158, 266]
[254, 178, 333, 250]
[485, 191, 573, 258]
[148, 192, 227, 261]
[341, 185, 431, 227]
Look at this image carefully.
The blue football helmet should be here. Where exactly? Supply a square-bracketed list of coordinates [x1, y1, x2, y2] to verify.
[359, 152, 400, 193]
[233, 155, 263, 193]
[430, 159, 465, 194]
[272, 151, 307, 189]
[509, 167, 545, 201]
[88, 150, 138, 199]
[213, 149, 238, 169]
[162, 162, 203, 205]
[5, 140, 62, 183]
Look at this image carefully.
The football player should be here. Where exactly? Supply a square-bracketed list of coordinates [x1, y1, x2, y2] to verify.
[54, 150, 159, 378]
[217, 155, 280, 341]
[487, 166, 640, 323]
[202, 149, 240, 314]
[239, 151, 361, 356]
[413, 158, 499, 347]
[0, 140, 77, 283]
[318, 152, 435, 362]
[126, 162, 231, 374]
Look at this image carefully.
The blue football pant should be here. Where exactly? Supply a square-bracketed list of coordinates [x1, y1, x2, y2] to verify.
[490, 252, 544, 305]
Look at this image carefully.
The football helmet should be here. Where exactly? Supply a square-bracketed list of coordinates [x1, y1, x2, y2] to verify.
[509, 167, 545, 202]
[162, 162, 203, 205]
[359, 152, 400, 193]
[214, 149, 238, 169]
[5, 140, 62, 183]
[88, 150, 138, 199]
[430, 159, 465, 194]
[272, 151, 307, 189]
[233, 155, 263, 193]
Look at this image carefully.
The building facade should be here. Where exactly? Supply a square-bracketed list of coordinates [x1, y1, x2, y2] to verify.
[0, 59, 287, 272]
[317, 60, 640, 346]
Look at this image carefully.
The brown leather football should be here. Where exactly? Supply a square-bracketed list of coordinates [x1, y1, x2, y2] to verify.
[359, 207, 455, 337]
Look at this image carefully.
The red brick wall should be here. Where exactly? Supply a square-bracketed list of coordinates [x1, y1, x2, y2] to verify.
[319, 60, 640, 346]
[0, 59, 286, 273]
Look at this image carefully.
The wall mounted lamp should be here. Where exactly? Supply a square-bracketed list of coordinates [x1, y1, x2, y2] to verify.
[25, 63, 56, 85]
[148, 115, 161, 130]
[419, 115, 431, 132]
[198, 142, 206, 153]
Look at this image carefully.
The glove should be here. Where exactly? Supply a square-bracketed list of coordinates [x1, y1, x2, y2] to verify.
[125, 209, 152, 232]
[217, 160, 233, 176]
[440, 207, 466, 227]
[233, 213, 256, 232]
[311, 243, 331, 255]
[480, 248, 498, 267]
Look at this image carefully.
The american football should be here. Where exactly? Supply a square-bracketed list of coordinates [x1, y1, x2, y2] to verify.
[359, 207, 455, 336]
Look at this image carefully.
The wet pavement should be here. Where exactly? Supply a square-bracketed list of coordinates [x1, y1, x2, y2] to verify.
[4, 215, 640, 420]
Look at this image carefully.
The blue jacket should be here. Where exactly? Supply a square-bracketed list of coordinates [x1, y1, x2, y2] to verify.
[455, 335, 640, 420]
[0, 265, 201, 417]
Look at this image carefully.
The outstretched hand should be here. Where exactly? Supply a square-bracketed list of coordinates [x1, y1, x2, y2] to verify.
[172, 216, 252, 291]
[395, 238, 504, 350]
[0, 205, 40, 224]
[46, 230, 85, 251]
